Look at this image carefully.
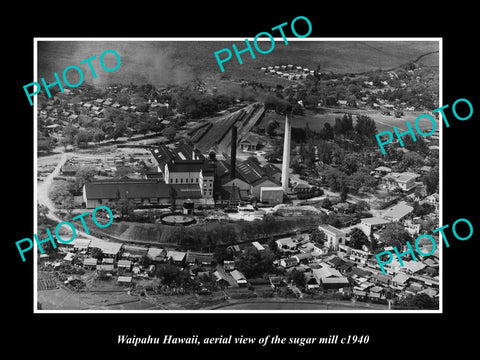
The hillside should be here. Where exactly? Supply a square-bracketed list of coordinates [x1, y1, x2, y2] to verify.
[37, 40, 439, 88]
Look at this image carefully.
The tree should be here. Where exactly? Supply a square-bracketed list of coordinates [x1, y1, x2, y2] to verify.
[354, 200, 370, 212]
[349, 228, 369, 250]
[74, 168, 97, 192]
[354, 115, 377, 143]
[60, 197, 76, 216]
[90, 248, 103, 260]
[266, 120, 280, 137]
[214, 246, 232, 264]
[324, 168, 347, 192]
[156, 263, 182, 285]
[265, 146, 282, 163]
[38, 203, 49, 223]
[115, 199, 135, 219]
[394, 293, 437, 309]
[49, 181, 75, 204]
[288, 269, 306, 288]
[423, 166, 439, 195]
[309, 229, 326, 245]
[63, 124, 79, 139]
[38, 136, 56, 153]
[92, 129, 106, 144]
[319, 122, 334, 140]
[163, 126, 176, 141]
[379, 222, 412, 249]
[235, 247, 276, 278]
[339, 181, 348, 201]
[97, 270, 109, 280]
[74, 130, 93, 148]
[111, 122, 128, 140]
[333, 114, 353, 136]
[59, 136, 73, 151]
[139, 255, 153, 267]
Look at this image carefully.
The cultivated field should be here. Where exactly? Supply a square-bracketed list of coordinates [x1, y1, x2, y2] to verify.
[259, 109, 439, 133]
[38, 40, 439, 88]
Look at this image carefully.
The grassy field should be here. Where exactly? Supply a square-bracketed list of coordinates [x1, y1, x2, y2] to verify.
[38, 40, 439, 88]
[259, 108, 438, 133]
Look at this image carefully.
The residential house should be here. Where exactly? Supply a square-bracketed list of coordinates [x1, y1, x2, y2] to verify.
[146, 247, 166, 262]
[251, 241, 265, 251]
[404, 219, 421, 236]
[166, 250, 187, 265]
[88, 238, 122, 260]
[186, 251, 214, 266]
[83, 257, 98, 270]
[402, 260, 426, 275]
[230, 269, 248, 287]
[425, 193, 439, 212]
[372, 273, 392, 286]
[117, 259, 132, 273]
[279, 257, 299, 268]
[223, 260, 235, 271]
[321, 277, 350, 290]
[117, 276, 132, 285]
[374, 166, 392, 177]
[122, 245, 149, 261]
[391, 272, 410, 290]
[96, 264, 114, 274]
[305, 273, 319, 289]
[275, 237, 297, 253]
[239, 134, 260, 152]
[63, 252, 75, 264]
[383, 172, 420, 192]
[293, 252, 312, 264]
[269, 276, 283, 289]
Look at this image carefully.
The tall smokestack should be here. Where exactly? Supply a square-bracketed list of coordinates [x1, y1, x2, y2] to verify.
[281, 111, 292, 192]
[230, 125, 237, 179]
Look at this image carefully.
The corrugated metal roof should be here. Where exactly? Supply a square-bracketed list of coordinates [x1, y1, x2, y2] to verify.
[85, 179, 170, 200]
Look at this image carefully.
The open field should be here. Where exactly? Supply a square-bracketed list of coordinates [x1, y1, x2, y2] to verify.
[211, 299, 388, 310]
[259, 109, 439, 133]
[38, 40, 439, 88]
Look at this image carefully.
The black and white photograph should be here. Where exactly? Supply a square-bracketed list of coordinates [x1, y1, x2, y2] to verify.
[33, 39, 442, 312]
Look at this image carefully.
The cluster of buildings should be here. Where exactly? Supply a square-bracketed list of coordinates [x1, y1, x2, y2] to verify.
[82, 142, 287, 209]
[43, 237, 215, 287]
[268, 218, 439, 304]
[39, 86, 171, 136]
[260, 64, 317, 81]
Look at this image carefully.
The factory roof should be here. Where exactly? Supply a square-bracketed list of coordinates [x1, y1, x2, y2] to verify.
[84, 179, 170, 200]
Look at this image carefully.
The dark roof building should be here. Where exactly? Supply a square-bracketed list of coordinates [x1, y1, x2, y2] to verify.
[83, 178, 171, 208]
[150, 143, 205, 173]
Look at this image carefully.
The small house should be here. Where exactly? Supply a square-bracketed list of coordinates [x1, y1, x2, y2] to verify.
[230, 270, 248, 287]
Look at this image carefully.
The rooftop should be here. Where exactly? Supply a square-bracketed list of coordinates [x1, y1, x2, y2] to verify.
[381, 203, 414, 221]
[84, 179, 170, 200]
[361, 217, 391, 226]
[88, 238, 122, 256]
[385, 171, 420, 183]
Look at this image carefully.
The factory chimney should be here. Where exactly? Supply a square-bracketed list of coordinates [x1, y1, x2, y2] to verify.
[230, 125, 237, 179]
[281, 110, 292, 192]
